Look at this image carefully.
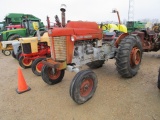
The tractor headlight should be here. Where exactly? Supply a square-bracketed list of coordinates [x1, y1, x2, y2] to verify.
[71, 36, 75, 41]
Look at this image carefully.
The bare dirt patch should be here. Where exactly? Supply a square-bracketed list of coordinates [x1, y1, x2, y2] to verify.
[0, 51, 160, 120]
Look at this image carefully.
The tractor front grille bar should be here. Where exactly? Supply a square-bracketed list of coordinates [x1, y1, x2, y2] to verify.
[53, 36, 67, 61]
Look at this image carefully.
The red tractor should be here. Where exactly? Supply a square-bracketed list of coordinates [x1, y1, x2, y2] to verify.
[131, 29, 160, 52]
[40, 5, 143, 104]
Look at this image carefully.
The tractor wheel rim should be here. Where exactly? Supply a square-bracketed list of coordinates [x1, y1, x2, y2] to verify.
[80, 78, 93, 97]
[22, 58, 32, 66]
[48, 68, 61, 80]
[4, 51, 10, 55]
[131, 47, 141, 66]
[36, 62, 44, 73]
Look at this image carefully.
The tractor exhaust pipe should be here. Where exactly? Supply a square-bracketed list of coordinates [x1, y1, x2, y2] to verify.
[60, 4, 66, 27]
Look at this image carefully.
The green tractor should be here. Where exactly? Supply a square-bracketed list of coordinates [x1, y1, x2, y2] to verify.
[0, 14, 45, 41]
[126, 21, 146, 32]
[0, 13, 44, 33]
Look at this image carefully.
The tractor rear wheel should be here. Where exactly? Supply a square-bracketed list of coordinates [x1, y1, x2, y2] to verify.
[19, 56, 33, 69]
[70, 70, 98, 104]
[11, 50, 16, 59]
[86, 60, 105, 69]
[8, 34, 21, 41]
[157, 68, 160, 89]
[115, 35, 143, 78]
[41, 65, 65, 85]
[31, 57, 46, 76]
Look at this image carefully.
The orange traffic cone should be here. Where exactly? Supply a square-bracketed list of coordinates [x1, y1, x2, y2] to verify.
[16, 67, 31, 94]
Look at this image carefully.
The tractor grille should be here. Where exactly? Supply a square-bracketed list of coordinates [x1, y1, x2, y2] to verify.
[22, 43, 31, 54]
[53, 36, 66, 61]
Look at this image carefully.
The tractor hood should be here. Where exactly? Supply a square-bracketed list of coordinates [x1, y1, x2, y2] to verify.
[49, 21, 103, 40]
[2, 28, 26, 34]
[19, 36, 38, 43]
[19, 32, 50, 46]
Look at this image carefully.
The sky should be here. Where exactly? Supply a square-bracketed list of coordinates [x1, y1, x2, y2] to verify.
[0, 0, 159, 25]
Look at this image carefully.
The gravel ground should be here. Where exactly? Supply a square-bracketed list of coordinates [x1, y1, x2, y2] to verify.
[0, 51, 160, 120]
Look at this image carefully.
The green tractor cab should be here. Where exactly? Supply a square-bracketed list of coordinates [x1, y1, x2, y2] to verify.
[127, 21, 146, 32]
[0, 17, 45, 41]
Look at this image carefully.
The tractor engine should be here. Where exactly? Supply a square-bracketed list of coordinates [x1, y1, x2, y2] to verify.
[72, 40, 113, 66]
[37, 42, 50, 55]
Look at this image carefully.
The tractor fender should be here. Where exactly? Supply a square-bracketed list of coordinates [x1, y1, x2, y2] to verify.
[115, 33, 141, 47]
[7, 34, 21, 40]
[115, 33, 129, 47]
[7, 34, 15, 39]
[115, 33, 141, 48]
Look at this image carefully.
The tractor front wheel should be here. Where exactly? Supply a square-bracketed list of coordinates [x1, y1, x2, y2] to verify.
[19, 56, 33, 69]
[115, 35, 143, 78]
[31, 57, 46, 76]
[70, 70, 98, 104]
[41, 65, 65, 85]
